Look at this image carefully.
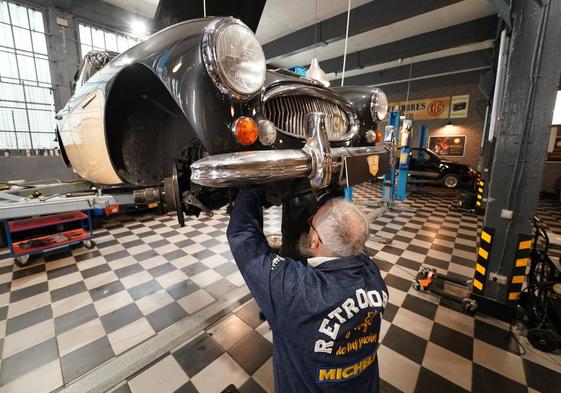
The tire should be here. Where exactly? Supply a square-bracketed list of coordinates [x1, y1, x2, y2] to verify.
[462, 298, 478, 313]
[443, 174, 460, 189]
[15, 254, 30, 267]
[528, 328, 558, 352]
[83, 239, 95, 249]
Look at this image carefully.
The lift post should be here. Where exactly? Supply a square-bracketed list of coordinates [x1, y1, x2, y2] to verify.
[472, 0, 561, 321]
[419, 125, 429, 148]
[395, 118, 412, 200]
[381, 111, 400, 202]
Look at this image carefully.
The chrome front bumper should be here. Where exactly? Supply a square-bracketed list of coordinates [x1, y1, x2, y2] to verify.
[190, 112, 389, 188]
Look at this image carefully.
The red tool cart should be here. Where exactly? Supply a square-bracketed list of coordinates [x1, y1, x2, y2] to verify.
[3, 211, 94, 266]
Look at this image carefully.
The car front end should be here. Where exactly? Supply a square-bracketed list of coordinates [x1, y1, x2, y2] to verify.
[189, 17, 392, 192]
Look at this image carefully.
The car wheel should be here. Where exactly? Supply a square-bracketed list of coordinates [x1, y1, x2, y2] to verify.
[443, 174, 460, 188]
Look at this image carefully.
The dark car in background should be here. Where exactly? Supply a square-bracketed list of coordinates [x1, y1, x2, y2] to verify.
[408, 148, 477, 188]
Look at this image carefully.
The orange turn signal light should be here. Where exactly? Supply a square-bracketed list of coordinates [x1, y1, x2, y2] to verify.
[232, 117, 259, 146]
[375, 132, 383, 143]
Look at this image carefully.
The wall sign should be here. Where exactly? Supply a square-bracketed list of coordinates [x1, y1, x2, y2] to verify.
[428, 135, 466, 157]
[389, 97, 451, 120]
[389, 94, 470, 120]
[450, 95, 470, 118]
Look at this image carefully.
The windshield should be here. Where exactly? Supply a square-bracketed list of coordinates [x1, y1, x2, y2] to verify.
[424, 148, 441, 161]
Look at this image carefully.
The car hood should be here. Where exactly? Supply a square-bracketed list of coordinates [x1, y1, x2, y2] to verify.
[440, 160, 469, 170]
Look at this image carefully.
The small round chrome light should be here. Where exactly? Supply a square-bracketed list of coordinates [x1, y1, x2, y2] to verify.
[258, 120, 277, 145]
[370, 88, 388, 121]
[365, 130, 377, 144]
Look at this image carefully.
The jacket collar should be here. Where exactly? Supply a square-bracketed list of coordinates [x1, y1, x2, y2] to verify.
[307, 256, 337, 267]
[309, 254, 369, 271]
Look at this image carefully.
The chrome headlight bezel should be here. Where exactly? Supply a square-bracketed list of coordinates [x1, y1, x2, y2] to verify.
[370, 88, 388, 121]
[201, 18, 266, 100]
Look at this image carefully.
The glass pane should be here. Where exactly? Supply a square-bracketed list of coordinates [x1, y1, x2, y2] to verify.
[92, 27, 105, 50]
[16, 54, 36, 81]
[28, 109, 53, 132]
[117, 35, 128, 52]
[79, 24, 91, 45]
[25, 85, 52, 104]
[80, 45, 92, 59]
[28, 9, 44, 33]
[0, 23, 14, 48]
[13, 26, 32, 51]
[0, 131, 18, 149]
[104, 31, 117, 51]
[0, 108, 15, 131]
[8, 3, 29, 29]
[31, 31, 47, 54]
[31, 132, 55, 148]
[0, 51, 18, 79]
[0, 2, 9, 24]
[35, 57, 51, 83]
[0, 82, 24, 102]
[11, 108, 28, 131]
[16, 132, 31, 148]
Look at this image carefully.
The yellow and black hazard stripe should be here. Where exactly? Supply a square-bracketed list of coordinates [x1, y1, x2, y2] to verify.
[473, 227, 494, 294]
[475, 177, 485, 210]
[507, 234, 532, 302]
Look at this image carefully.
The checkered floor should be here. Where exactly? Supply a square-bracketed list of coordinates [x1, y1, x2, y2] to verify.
[0, 207, 280, 392]
[1, 182, 561, 393]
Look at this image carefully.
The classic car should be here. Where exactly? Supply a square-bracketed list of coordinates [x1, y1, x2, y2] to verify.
[408, 148, 477, 188]
[56, 17, 391, 225]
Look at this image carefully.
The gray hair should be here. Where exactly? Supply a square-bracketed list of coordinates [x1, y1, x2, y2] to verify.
[314, 199, 370, 257]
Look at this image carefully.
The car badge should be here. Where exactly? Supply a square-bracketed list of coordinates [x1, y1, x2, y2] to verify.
[367, 155, 380, 176]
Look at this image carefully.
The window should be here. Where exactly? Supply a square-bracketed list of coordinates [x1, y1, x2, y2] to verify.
[0, 0, 56, 149]
[78, 22, 140, 58]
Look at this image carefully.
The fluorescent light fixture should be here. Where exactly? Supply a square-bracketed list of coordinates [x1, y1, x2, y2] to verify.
[130, 20, 148, 37]
[553, 90, 561, 125]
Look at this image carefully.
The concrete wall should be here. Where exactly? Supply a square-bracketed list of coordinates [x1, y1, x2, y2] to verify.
[0, 155, 78, 183]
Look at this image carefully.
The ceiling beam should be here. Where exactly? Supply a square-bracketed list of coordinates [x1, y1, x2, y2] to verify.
[263, 0, 462, 61]
[380, 69, 485, 96]
[319, 15, 498, 75]
[487, 0, 512, 30]
[331, 48, 493, 86]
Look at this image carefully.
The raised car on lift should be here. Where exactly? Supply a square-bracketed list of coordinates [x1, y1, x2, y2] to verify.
[56, 16, 393, 224]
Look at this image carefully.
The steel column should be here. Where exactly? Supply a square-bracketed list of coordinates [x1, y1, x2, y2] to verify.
[473, 0, 561, 320]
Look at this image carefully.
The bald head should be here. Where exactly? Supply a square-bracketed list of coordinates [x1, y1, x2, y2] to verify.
[312, 199, 369, 257]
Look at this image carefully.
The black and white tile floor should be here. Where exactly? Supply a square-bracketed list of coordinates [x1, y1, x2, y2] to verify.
[1, 182, 561, 393]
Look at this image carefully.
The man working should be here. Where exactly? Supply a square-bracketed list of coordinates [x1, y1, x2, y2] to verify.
[227, 189, 388, 393]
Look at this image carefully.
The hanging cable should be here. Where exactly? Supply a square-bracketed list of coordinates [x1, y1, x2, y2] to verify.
[313, 0, 318, 58]
[340, 0, 352, 86]
[404, 60, 413, 115]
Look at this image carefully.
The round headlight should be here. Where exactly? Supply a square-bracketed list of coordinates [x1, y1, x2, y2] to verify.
[370, 88, 388, 121]
[203, 19, 266, 99]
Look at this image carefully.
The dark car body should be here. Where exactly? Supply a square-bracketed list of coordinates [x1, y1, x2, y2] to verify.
[408, 148, 476, 188]
[56, 17, 390, 217]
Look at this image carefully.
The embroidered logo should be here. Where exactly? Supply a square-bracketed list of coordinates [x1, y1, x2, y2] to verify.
[271, 255, 284, 271]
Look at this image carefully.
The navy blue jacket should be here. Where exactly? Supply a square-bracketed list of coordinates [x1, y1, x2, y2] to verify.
[227, 189, 388, 393]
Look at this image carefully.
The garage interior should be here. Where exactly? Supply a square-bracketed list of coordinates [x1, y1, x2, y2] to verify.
[1, 0, 561, 392]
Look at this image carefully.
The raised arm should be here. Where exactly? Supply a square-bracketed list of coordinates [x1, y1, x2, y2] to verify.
[226, 189, 305, 326]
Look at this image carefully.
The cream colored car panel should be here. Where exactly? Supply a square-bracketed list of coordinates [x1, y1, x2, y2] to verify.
[59, 90, 123, 185]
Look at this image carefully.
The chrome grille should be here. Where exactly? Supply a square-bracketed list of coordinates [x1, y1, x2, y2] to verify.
[263, 95, 350, 140]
